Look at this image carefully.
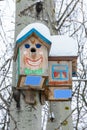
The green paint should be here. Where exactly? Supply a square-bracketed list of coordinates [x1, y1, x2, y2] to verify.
[18, 49, 20, 75]
[24, 68, 29, 75]
[24, 68, 43, 75]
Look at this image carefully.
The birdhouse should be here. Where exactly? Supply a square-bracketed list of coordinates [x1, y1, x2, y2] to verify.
[13, 23, 51, 90]
[13, 23, 78, 102]
[47, 35, 78, 101]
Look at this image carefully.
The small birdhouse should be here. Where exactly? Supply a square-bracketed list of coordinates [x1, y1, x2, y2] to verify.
[47, 35, 78, 101]
[13, 23, 51, 90]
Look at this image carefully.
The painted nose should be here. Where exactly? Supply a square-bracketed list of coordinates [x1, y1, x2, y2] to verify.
[31, 48, 36, 53]
[30, 48, 36, 59]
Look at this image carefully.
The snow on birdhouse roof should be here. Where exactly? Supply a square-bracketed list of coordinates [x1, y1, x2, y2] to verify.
[15, 23, 78, 58]
[16, 22, 51, 45]
[49, 35, 78, 56]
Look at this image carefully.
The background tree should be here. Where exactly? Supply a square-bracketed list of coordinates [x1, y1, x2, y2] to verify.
[0, 0, 87, 130]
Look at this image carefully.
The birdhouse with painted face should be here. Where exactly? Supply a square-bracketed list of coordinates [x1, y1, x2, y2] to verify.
[13, 23, 51, 89]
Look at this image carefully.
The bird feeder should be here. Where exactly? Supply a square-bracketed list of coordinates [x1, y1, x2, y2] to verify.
[47, 35, 78, 101]
[13, 23, 51, 90]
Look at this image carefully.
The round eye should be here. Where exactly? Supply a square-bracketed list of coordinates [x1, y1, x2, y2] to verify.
[35, 43, 41, 48]
[25, 44, 30, 48]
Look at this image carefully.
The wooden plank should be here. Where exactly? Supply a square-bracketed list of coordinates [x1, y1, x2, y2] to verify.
[47, 84, 72, 88]
[48, 56, 78, 61]
[17, 75, 47, 90]
[48, 56, 78, 75]
[17, 87, 44, 91]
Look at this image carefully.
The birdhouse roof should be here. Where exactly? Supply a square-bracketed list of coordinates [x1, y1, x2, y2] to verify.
[13, 23, 52, 61]
[49, 35, 78, 57]
[16, 22, 51, 46]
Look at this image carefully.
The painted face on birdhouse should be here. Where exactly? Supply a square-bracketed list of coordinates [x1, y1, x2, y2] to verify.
[19, 36, 48, 75]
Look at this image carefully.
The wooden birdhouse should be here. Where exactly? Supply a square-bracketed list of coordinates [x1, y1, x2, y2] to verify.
[13, 23, 51, 90]
[47, 35, 78, 101]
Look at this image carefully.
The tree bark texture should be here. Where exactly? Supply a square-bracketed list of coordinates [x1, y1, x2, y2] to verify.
[10, 0, 42, 130]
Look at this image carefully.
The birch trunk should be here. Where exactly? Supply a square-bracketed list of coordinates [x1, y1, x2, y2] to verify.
[10, 0, 42, 130]
[45, 1, 73, 130]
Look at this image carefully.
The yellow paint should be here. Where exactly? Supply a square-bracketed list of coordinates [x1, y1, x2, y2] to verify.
[65, 106, 69, 110]
[62, 120, 68, 126]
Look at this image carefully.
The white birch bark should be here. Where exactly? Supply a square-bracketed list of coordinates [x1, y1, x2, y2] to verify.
[45, 1, 73, 130]
[10, 0, 42, 130]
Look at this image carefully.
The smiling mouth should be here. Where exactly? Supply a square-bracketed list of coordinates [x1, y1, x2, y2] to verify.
[24, 56, 43, 67]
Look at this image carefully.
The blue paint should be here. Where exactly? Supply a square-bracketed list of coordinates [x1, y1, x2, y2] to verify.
[52, 64, 68, 80]
[35, 43, 42, 48]
[24, 75, 42, 86]
[54, 89, 72, 99]
[25, 44, 30, 48]
[16, 28, 51, 45]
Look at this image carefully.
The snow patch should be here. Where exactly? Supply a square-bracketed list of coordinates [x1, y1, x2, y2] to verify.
[50, 35, 78, 56]
[16, 23, 78, 56]
[16, 22, 51, 41]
